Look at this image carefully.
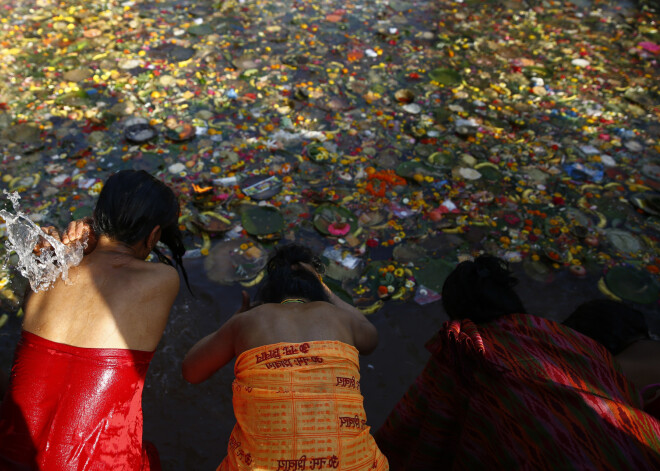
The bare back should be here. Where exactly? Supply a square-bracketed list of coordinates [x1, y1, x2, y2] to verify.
[232, 302, 358, 355]
[23, 250, 179, 352]
[182, 272, 378, 385]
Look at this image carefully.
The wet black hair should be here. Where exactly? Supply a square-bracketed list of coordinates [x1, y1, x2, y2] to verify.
[442, 255, 526, 324]
[258, 243, 329, 304]
[93, 169, 190, 291]
[563, 299, 649, 355]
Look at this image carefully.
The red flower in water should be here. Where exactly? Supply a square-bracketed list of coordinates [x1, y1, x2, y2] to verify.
[503, 214, 520, 226]
[366, 238, 379, 248]
[428, 208, 444, 221]
[552, 196, 565, 206]
[328, 222, 350, 236]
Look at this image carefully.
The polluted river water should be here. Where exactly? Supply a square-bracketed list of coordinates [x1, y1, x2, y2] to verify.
[1, 0, 660, 468]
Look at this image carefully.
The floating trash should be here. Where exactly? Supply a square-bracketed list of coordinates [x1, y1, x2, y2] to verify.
[164, 120, 195, 142]
[204, 239, 267, 285]
[402, 103, 421, 114]
[191, 211, 232, 234]
[394, 89, 415, 104]
[0, 0, 659, 317]
[124, 118, 157, 144]
[630, 193, 660, 217]
[241, 176, 282, 201]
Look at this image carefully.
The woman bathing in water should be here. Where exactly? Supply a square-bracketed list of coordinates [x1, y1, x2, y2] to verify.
[183, 244, 389, 470]
[0, 170, 187, 470]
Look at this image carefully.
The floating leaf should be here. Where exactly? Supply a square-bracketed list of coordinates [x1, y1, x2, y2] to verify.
[429, 68, 461, 85]
[428, 151, 455, 168]
[313, 204, 358, 236]
[241, 205, 284, 236]
[604, 266, 659, 304]
[523, 66, 552, 78]
[415, 258, 455, 293]
[188, 24, 213, 36]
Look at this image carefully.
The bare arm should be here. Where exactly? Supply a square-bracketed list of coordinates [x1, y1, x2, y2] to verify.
[327, 288, 379, 355]
[182, 291, 250, 384]
[182, 319, 237, 384]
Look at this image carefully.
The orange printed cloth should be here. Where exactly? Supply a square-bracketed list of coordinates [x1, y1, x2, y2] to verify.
[217, 341, 388, 471]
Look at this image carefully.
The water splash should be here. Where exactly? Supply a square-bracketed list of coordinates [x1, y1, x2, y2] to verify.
[0, 191, 84, 292]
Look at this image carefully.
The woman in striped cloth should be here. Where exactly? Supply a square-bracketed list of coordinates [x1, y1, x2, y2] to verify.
[375, 256, 660, 470]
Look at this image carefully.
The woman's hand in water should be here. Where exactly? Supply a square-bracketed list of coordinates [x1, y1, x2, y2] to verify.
[62, 217, 98, 255]
[33, 226, 62, 255]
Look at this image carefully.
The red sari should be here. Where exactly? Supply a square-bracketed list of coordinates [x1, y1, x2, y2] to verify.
[0, 331, 160, 470]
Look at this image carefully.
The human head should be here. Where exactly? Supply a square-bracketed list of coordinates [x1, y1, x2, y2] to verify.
[258, 243, 329, 304]
[442, 255, 526, 323]
[563, 299, 649, 355]
[93, 169, 189, 289]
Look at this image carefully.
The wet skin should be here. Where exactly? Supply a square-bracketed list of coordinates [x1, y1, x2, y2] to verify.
[24, 227, 179, 352]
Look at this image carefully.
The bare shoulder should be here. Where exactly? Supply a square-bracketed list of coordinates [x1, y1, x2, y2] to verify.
[232, 303, 272, 325]
[129, 261, 180, 308]
[137, 260, 179, 286]
[151, 261, 180, 285]
[316, 300, 378, 354]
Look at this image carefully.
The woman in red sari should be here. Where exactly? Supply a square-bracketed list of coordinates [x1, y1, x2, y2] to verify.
[0, 170, 187, 470]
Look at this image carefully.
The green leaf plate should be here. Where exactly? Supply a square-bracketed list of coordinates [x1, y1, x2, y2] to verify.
[605, 266, 660, 304]
[429, 68, 461, 85]
[313, 204, 358, 236]
[241, 205, 284, 237]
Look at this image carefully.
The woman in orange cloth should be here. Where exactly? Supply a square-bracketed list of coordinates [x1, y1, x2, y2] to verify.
[183, 244, 388, 471]
[0, 170, 188, 470]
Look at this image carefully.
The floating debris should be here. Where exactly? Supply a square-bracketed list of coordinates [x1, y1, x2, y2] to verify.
[0, 0, 659, 314]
